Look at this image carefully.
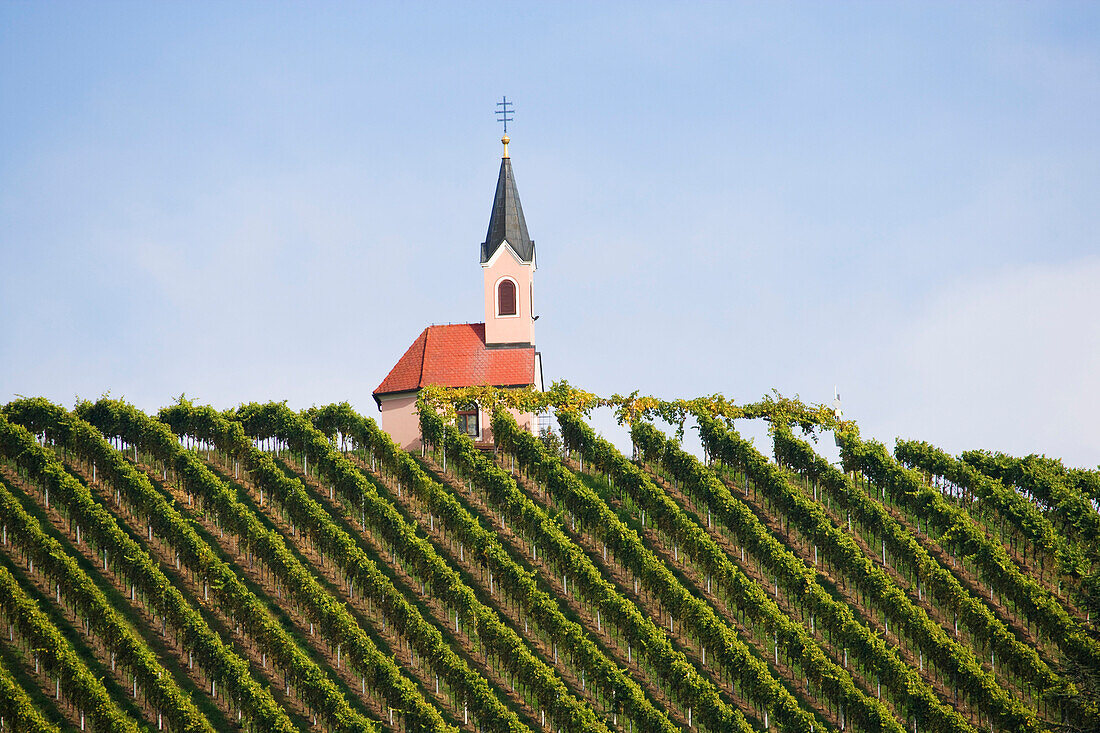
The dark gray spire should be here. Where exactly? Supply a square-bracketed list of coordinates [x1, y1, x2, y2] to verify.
[481, 139, 534, 264]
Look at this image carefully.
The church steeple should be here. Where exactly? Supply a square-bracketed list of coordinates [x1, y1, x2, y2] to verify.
[481, 135, 535, 264]
[482, 132, 536, 347]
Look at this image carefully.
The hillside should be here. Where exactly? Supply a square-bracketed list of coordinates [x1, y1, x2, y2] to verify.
[0, 391, 1095, 733]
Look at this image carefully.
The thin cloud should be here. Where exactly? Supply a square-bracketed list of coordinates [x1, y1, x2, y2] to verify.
[852, 257, 1100, 468]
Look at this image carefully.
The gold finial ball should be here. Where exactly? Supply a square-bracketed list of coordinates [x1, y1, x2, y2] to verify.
[501, 134, 510, 145]
[501, 134, 510, 158]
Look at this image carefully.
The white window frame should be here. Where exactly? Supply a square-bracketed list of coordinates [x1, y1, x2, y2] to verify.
[494, 276, 520, 318]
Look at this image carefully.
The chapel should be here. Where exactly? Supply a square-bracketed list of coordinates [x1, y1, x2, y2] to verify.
[373, 134, 544, 449]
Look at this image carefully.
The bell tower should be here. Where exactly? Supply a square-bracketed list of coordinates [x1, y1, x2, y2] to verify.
[481, 133, 536, 346]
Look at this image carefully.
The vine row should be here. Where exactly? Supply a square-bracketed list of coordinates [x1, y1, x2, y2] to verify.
[698, 416, 1040, 733]
[0, 470, 214, 733]
[557, 411, 891, 733]
[4, 398, 380, 733]
[231, 401, 611, 733]
[0, 504, 139, 732]
[631, 420, 970, 733]
[475, 407, 772, 733]
[896, 440, 1081, 583]
[837, 428, 1100, 674]
[959, 451, 1100, 562]
[306, 402, 680, 733]
[0, 412, 297, 733]
[77, 398, 458, 733]
[769, 422, 1085, 725]
[0, 655, 63, 733]
[424, 406, 756, 732]
[160, 401, 541, 733]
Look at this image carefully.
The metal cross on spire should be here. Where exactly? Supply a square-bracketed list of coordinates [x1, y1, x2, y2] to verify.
[495, 96, 514, 133]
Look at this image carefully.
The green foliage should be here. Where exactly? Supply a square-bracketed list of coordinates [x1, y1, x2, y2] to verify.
[960, 449, 1100, 620]
[238, 401, 615, 733]
[538, 426, 564, 459]
[311, 403, 677, 733]
[431, 406, 755, 732]
[699, 415, 1046, 732]
[417, 382, 837, 437]
[79, 398, 455, 733]
[838, 428, 1100, 677]
[2, 387, 1095, 733]
[0, 408, 296, 733]
[165, 399, 531, 732]
[481, 408, 760, 733]
[4, 398, 378, 733]
[0, 429, 141, 732]
[0, 562, 139, 732]
[0, 475, 214, 733]
[770, 422, 1093, 727]
[557, 411, 882, 733]
[0, 656, 62, 733]
[896, 439, 1083, 578]
[633, 420, 965, 733]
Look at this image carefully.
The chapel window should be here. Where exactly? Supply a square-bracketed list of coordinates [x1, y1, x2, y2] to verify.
[498, 279, 517, 316]
[457, 411, 479, 438]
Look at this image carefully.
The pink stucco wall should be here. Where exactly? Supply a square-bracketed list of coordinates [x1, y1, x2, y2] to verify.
[483, 247, 535, 346]
[378, 391, 537, 451]
[377, 392, 422, 451]
[506, 408, 537, 439]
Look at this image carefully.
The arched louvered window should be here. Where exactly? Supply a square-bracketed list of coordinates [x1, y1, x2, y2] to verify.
[497, 279, 517, 316]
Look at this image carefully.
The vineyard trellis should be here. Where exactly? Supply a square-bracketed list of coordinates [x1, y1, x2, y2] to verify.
[0, 385, 1092, 733]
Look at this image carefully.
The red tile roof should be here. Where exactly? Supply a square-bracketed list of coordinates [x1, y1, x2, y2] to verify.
[374, 323, 535, 401]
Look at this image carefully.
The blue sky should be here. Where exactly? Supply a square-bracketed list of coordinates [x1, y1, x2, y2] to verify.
[2, 2, 1098, 467]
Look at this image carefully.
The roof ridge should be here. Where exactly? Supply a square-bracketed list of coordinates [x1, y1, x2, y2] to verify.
[418, 326, 429, 387]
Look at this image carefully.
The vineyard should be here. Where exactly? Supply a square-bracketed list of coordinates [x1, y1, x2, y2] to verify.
[0, 386, 1096, 733]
